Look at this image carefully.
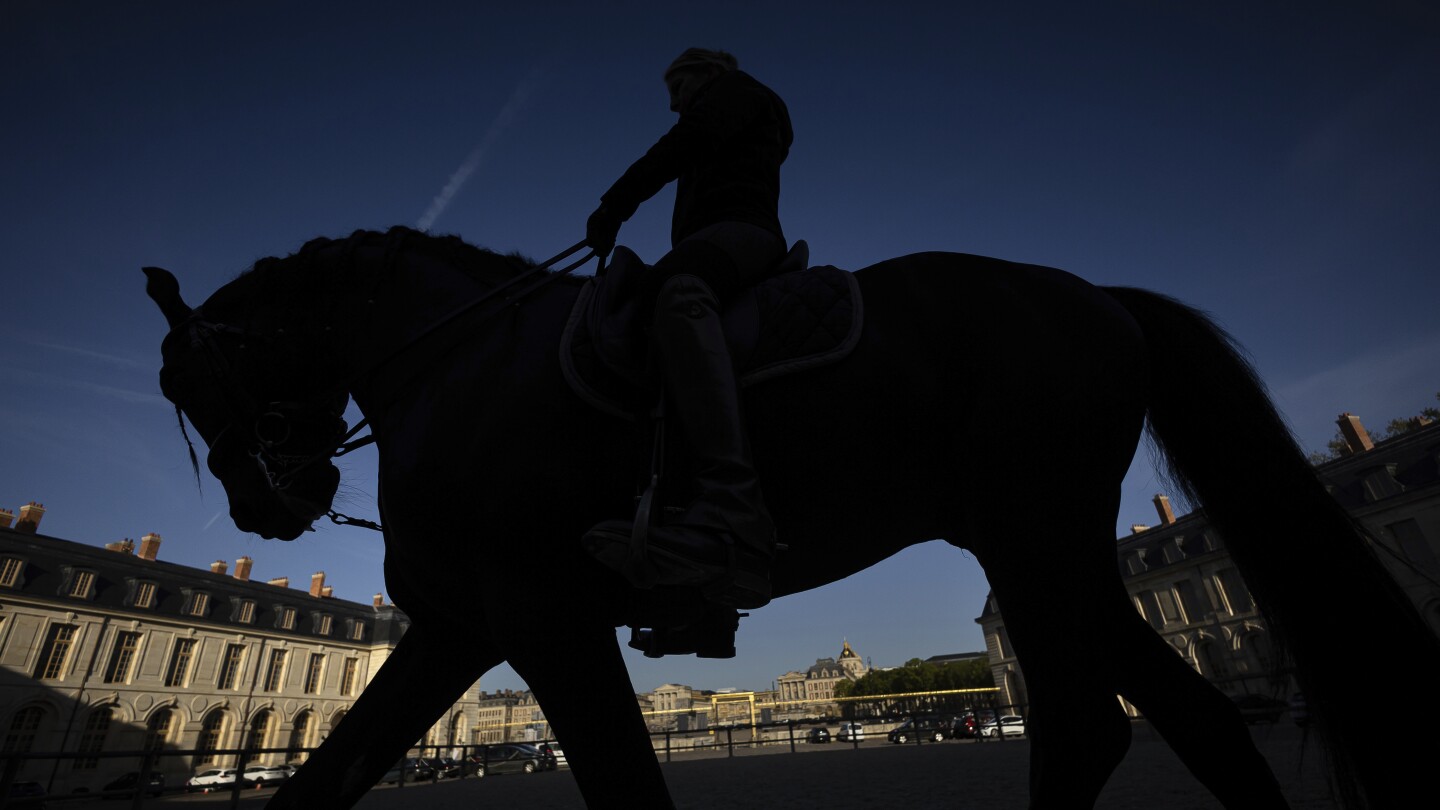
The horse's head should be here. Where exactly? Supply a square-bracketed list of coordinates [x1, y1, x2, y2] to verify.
[145, 266, 345, 540]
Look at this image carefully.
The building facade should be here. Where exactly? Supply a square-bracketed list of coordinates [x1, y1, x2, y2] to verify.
[977, 413, 1440, 713]
[0, 508, 480, 793]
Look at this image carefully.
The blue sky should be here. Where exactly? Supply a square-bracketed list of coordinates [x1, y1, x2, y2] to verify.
[3, 2, 1437, 694]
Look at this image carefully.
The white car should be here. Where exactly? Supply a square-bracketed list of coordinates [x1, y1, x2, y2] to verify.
[836, 722, 865, 742]
[980, 715, 1026, 738]
[243, 765, 291, 786]
[185, 768, 237, 791]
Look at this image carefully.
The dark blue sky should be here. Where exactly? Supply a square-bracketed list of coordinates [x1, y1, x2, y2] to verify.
[3, 2, 1437, 692]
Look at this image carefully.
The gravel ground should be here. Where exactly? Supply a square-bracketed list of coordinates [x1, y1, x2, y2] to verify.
[151, 721, 1338, 809]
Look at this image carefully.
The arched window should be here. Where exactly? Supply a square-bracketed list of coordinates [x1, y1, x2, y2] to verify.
[76, 707, 112, 768]
[145, 709, 173, 751]
[451, 713, 466, 748]
[3, 706, 46, 755]
[1194, 638, 1228, 678]
[248, 710, 274, 762]
[1240, 629, 1275, 676]
[288, 711, 313, 761]
[197, 710, 227, 765]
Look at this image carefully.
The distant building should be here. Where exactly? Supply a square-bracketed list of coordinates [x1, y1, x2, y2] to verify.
[0, 506, 479, 793]
[775, 640, 868, 717]
[977, 413, 1440, 714]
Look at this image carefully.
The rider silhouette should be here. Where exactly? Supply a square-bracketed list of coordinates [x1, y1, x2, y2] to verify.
[582, 48, 792, 610]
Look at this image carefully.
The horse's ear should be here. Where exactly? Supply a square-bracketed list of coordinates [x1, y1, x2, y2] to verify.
[143, 266, 193, 328]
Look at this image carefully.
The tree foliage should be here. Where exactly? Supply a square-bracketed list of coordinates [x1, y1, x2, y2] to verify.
[837, 657, 994, 698]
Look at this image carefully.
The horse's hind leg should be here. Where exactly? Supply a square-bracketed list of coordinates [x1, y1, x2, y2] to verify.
[969, 491, 1136, 808]
[968, 455, 1286, 808]
[1110, 611, 1287, 807]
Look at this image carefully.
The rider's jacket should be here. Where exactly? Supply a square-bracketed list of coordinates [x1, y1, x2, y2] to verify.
[600, 70, 792, 247]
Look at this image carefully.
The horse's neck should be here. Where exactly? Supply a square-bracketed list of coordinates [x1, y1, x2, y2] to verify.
[321, 244, 522, 416]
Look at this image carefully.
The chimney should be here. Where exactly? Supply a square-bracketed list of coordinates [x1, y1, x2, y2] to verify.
[0, 508, 13, 529]
[105, 539, 136, 554]
[373, 593, 384, 607]
[138, 533, 162, 561]
[1153, 494, 1176, 525]
[309, 571, 326, 598]
[234, 556, 253, 581]
[210, 560, 228, 575]
[321, 586, 333, 598]
[1337, 413, 1374, 455]
[268, 576, 289, 588]
[15, 502, 45, 534]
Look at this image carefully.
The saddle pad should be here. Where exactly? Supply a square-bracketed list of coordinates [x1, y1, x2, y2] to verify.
[561, 266, 862, 420]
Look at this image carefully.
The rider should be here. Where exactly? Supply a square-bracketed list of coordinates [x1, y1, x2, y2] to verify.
[582, 47, 792, 610]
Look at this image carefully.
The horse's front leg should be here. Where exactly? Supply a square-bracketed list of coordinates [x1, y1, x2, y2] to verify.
[500, 610, 674, 809]
[266, 621, 500, 810]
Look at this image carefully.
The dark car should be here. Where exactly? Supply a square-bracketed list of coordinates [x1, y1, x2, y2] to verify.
[806, 727, 831, 744]
[471, 743, 544, 777]
[887, 715, 952, 744]
[7, 781, 46, 809]
[102, 771, 166, 799]
[422, 757, 465, 779]
[380, 758, 436, 784]
[1231, 694, 1288, 724]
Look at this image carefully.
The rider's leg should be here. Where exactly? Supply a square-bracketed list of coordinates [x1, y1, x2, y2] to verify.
[584, 225, 783, 609]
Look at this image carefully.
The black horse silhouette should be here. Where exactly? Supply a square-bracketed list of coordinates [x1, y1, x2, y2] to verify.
[145, 226, 1434, 809]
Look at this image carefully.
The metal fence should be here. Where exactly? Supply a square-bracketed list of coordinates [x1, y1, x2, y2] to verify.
[0, 704, 1031, 809]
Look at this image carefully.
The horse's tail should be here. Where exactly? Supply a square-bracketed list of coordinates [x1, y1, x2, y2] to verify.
[1102, 286, 1438, 810]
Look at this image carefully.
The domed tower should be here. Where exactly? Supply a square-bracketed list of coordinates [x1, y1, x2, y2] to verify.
[838, 639, 867, 680]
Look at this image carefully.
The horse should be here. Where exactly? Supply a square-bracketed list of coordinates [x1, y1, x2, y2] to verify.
[143, 225, 1436, 809]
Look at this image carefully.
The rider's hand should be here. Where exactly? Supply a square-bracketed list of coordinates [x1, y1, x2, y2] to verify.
[586, 205, 622, 258]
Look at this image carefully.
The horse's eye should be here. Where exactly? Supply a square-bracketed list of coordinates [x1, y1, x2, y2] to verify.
[254, 412, 291, 447]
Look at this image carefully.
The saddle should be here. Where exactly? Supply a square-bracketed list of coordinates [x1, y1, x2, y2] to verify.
[560, 242, 862, 420]
[560, 242, 864, 659]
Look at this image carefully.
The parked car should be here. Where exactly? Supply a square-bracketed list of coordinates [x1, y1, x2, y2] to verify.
[887, 716, 951, 744]
[422, 757, 465, 779]
[185, 768, 238, 791]
[980, 715, 1027, 738]
[954, 709, 998, 738]
[7, 781, 47, 808]
[243, 765, 291, 787]
[836, 721, 865, 742]
[379, 758, 436, 784]
[470, 743, 544, 777]
[102, 771, 166, 798]
[534, 741, 567, 768]
[1231, 694, 1288, 724]
[806, 726, 831, 744]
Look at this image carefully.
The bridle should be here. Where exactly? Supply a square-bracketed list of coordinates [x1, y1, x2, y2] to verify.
[167, 239, 597, 534]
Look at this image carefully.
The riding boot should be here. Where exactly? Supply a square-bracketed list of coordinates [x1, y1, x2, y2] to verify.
[584, 274, 775, 609]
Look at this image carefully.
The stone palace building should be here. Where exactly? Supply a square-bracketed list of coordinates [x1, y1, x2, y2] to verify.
[0, 509, 480, 793]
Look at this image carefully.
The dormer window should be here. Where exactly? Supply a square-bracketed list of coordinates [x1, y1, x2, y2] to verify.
[132, 581, 157, 609]
[231, 598, 256, 624]
[314, 614, 333, 636]
[182, 590, 211, 618]
[1, 557, 27, 588]
[348, 620, 365, 641]
[69, 571, 95, 598]
[277, 606, 297, 630]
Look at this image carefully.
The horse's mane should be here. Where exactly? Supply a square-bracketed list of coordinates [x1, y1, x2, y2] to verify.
[211, 226, 581, 319]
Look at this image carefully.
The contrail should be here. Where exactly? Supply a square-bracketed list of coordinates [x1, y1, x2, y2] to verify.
[417, 68, 543, 232]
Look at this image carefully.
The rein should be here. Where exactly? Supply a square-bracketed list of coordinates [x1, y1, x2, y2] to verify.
[307, 239, 597, 532]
